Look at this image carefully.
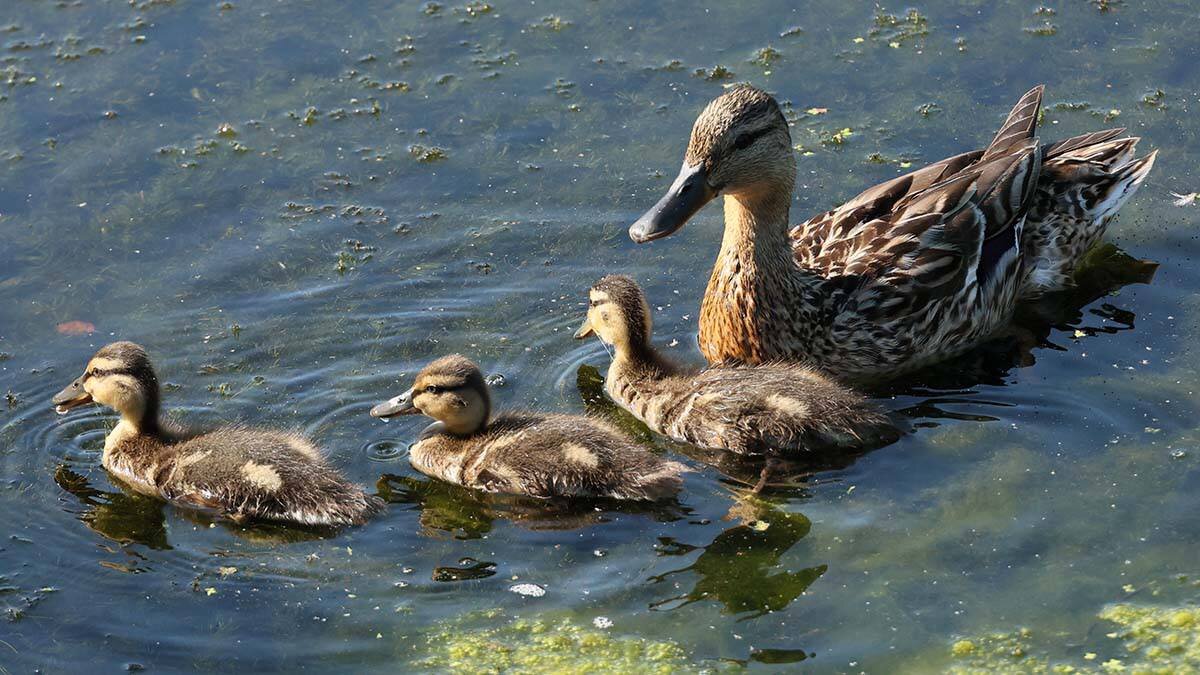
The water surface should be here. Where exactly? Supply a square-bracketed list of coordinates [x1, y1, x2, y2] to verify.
[2, 0, 1199, 671]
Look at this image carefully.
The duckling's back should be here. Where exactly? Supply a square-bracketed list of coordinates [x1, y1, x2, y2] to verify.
[607, 362, 896, 455]
[136, 428, 382, 527]
[410, 414, 685, 501]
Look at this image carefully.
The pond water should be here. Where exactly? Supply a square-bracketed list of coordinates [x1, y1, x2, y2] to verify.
[2, 0, 1199, 672]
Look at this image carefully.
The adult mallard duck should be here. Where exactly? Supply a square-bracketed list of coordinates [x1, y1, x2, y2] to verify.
[629, 85, 1157, 380]
[52, 342, 383, 527]
[575, 275, 895, 455]
[369, 354, 687, 501]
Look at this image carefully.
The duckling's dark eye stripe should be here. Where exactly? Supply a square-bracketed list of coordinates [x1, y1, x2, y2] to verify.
[589, 299, 609, 308]
[84, 367, 131, 380]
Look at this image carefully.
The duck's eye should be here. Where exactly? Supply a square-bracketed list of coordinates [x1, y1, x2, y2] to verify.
[733, 126, 770, 150]
[425, 385, 442, 394]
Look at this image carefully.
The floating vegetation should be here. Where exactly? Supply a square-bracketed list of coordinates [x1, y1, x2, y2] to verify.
[1024, 21, 1058, 36]
[780, 25, 803, 38]
[1142, 88, 1167, 109]
[413, 611, 699, 674]
[693, 65, 733, 81]
[455, 1, 493, 20]
[408, 144, 447, 162]
[750, 46, 781, 67]
[949, 603, 1200, 673]
[820, 127, 854, 146]
[529, 15, 570, 31]
[1091, 0, 1123, 11]
[471, 49, 517, 75]
[916, 101, 942, 117]
[423, 2, 442, 15]
[548, 77, 574, 98]
[869, 8, 929, 47]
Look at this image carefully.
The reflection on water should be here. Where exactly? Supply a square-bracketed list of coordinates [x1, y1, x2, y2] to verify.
[649, 498, 824, 620]
[378, 473, 689, 539]
[887, 243, 1158, 423]
[0, 0, 1196, 670]
[54, 464, 338, 548]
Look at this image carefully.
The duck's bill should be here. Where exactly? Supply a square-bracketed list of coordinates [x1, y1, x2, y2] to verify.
[629, 162, 716, 243]
[573, 317, 595, 339]
[370, 390, 416, 419]
[51, 381, 92, 415]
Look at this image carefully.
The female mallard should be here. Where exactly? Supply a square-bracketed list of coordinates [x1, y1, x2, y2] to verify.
[369, 354, 687, 501]
[629, 84, 1157, 380]
[575, 275, 896, 458]
[51, 341, 382, 527]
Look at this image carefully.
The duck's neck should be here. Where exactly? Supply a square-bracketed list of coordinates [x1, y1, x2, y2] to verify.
[699, 184, 826, 364]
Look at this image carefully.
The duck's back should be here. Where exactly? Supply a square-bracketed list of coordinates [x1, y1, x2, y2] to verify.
[410, 414, 685, 501]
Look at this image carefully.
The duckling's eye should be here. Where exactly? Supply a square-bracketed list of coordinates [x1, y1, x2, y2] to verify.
[425, 385, 442, 394]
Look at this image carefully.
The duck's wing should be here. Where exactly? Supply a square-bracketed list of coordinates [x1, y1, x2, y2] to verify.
[792, 85, 1046, 271]
[847, 140, 1042, 320]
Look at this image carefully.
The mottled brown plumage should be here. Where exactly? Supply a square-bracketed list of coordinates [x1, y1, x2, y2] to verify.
[370, 355, 687, 501]
[51, 342, 382, 527]
[630, 84, 1157, 380]
[577, 275, 896, 455]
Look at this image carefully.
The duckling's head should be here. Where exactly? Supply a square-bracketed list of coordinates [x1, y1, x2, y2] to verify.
[370, 354, 491, 436]
[630, 84, 793, 243]
[52, 341, 160, 428]
[575, 275, 653, 355]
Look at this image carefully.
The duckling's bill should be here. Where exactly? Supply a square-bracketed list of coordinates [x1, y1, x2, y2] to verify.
[574, 317, 595, 339]
[52, 378, 93, 415]
[370, 390, 416, 419]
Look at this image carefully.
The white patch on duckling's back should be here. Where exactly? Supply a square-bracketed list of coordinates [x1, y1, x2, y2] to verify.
[177, 451, 211, 469]
[240, 461, 283, 492]
[563, 443, 600, 469]
[766, 394, 810, 419]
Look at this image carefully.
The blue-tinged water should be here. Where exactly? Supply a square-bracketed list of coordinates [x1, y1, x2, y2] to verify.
[2, 1, 1199, 672]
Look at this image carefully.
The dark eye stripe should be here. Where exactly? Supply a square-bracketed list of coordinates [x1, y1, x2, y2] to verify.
[734, 126, 773, 150]
[84, 367, 132, 380]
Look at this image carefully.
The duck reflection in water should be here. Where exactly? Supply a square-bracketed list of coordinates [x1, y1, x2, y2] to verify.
[377, 473, 689, 540]
[54, 464, 338, 549]
[648, 497, 824, 620]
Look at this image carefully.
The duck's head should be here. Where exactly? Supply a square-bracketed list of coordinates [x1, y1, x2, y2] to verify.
[630, 84, 793, 243]
[575, 275, 653, 355]
[370, 354, 491, 436]
[53, 341, 160, 427]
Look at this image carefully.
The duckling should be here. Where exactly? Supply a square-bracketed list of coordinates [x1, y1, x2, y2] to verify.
[369, 354, 687, 501]
[51, 342, 382, 527]
[574, 275, 896, 460]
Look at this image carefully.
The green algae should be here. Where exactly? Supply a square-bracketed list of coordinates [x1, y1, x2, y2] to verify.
[948, 603, 1200, 674]
[413, 612, 703, 674]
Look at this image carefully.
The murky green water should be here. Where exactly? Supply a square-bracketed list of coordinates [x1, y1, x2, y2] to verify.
[2, 0, 1199, 672]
